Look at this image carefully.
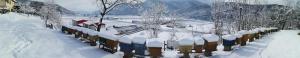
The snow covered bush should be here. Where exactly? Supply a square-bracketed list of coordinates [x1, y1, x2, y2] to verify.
[141, 0, 167, 38]
[38, 0, 62, 29]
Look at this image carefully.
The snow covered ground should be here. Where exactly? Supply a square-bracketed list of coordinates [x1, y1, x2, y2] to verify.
[0, 13, 120, 58]
[212, 30, 300, 58]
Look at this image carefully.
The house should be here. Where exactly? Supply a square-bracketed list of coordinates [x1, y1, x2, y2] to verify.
[0, 0, 17, 14]
[72, 19, 87, 27]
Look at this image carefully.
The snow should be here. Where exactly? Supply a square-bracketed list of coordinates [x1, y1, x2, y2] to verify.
[83, 21, 97, 25]
[222, 35, 237, 40]
[82, 28, 92, 34]
[132, 36, 146, 44]
[146, 39, 164, 47]
[63, 24, 73, 28]
[178, 38, 194, 46]
[238, 30, 249, 34]
[211, 30, 300, 58]
[194, 36, 205, 45]
[118, 36, 132, 44]
[1, 12, 299, 58]
[163, 50, 179, 58]
[234, 33, 243, 38]
[0, 13, 116, 58]
[88, 30, 98, 36]
[97, 32, 118, 40]
[261, 30, 300, 58]
[202, 34, 220, 42]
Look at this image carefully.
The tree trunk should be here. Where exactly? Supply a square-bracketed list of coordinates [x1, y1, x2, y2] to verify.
[97, 14, 105, 32]
[281, 20, 287, 30]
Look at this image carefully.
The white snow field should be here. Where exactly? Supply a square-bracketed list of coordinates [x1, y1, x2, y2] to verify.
[0, 13, 121, 58]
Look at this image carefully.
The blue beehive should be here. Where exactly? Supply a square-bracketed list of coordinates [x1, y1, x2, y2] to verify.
[120, 42, 133, 53]
[119, 36, 133, 53]
[223, 39, 235, 46]
[132, 37, 147, 57]
[98, 37, 107, 47]
[222, 35, 237, 46]
[133, 43, 146, 56]
[61, 26, 67, 33]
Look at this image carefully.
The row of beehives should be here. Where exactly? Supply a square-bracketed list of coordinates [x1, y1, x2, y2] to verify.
[61, 25, 167, 58]
[61, 24, 279, 58]
[221, 28, 279, 52]
[162, 27, 279, 57]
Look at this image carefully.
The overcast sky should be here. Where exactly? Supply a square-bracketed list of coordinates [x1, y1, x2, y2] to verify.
[32, 0, 299, 12]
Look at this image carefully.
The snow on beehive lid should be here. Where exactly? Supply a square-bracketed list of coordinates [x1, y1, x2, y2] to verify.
[251, 28, 260, 33]
[259, 28, 267, 32]
[72, 26, 81, 31]
[82, 28, 92, 34]
[222, 35, 236, 40]
[269, 27, 278, 30]
[88, 30, 98, 36]
[132, 36, 146, 44]
[194, 36, 204, 45]
[68, 25, 76, 29]
[100, 27, 119, 35]
[234, 33, 243, 38]
[63, 24, 73, 28]
[238, 30, 249, 34]
[118, 36, 132, 44]
[178, 38, 194, 46]
[98, 32, 118, 40]
[202, 34, 220, 42]
[146, 38, 163, 47]
[77, 27, 85, 32]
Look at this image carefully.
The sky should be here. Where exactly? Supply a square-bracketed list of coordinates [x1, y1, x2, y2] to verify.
[32, 0, 299, 12]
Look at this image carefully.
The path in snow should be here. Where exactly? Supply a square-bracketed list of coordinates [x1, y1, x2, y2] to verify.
[261, 30, 300, 58]
[0, 13, 118, 58]
[212, 30, 300, 58]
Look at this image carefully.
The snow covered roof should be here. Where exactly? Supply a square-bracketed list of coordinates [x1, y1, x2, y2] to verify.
[194, 36, 205, 45]
[118, 36, 132, 44]
[146, 39, 163, 47]
[202, 34, 220, 42]
[83, 21, 98, 25]
[132, 37, 146, 44]
[72, 19, 87, 21]
[178, 38, 194, 46]
[222, 35, 237, 40]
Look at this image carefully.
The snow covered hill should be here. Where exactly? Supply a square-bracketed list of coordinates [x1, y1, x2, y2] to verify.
[0, 13, 119, 58]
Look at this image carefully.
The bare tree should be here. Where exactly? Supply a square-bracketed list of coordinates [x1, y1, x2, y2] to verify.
[39, 0, 62, 29]
[141, 0, 167, 38]
[95, 0, 142, 31]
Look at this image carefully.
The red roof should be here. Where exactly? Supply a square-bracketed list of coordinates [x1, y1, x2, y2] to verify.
[77, 19, 87, 24]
